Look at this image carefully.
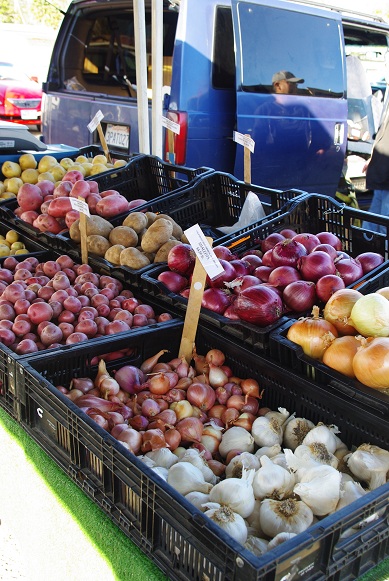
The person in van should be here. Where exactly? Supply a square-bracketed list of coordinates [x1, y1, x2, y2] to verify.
[271, 70, 304, 95]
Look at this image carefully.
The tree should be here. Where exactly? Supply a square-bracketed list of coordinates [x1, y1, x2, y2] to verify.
[0, 0, 70, 29]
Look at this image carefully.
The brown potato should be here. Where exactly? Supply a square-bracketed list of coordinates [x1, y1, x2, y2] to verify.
[109, 225, 138, 247]
[87, 235, 112, 256]
[69, 215, 113, 242]
[120, 247, 151, 269]
[145, 211, 157, 226]
[105, 244, 125, 265]
[154, 239, 182, 262]
[122, 212, 148, 233]
[155, 214, 183, 240]
[141, 218, 173, 253]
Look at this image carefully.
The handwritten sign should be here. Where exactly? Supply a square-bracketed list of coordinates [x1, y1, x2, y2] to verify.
[161, 116, 181, 135]
[184, 224, 224, 280]
[69, 197, 90, 217]
[87, 110, 104, 133]
[233, 131, 255, 153]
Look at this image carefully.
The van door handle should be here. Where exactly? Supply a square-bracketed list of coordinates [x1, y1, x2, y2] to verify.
[334, 123, 344, 145]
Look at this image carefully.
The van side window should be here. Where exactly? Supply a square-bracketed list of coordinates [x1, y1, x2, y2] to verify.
[213, 7, 235, 89]
[238, 4, 343, 98]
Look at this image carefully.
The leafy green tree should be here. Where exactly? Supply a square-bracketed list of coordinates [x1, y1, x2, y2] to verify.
[0, 0, 70, 28]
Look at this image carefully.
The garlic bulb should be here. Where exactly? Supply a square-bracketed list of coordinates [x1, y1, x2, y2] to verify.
[178, 448, 218, 484]
[151, 466, 168, 480]
[267, 532, 297, 550]
[255, 444, 281, 460]
[218, 426, 255, 458]
[345, 444, 389, 490]
[294, 443, 338, 469]
[253, 456, 295, 500]
[265, 407, 291, 424]
[251, 415, 283, 447]
[283, 417, 315, 450]
[336, 480, 366, 511]
[185, 491, 210, 512]
[293, 464, 341, 516]
[302, 423, 340, 454]
[209, 468, 255, 518]
[284, 448, 319, 482]
[173, 446, 187, 458]
[204, 503, 248, 545]
[259, 498, 313, 538]
[145, 448, 178, 469]
[139, 455, 156, 468]
[167, 462, 213, 495]
[225, 452, 260, 479]
[245, 499, 264, 536]
[244, 535, 269, 556]
[271, 453, 288, 470]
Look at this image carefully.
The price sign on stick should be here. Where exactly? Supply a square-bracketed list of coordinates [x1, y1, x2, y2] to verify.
[70, 197, 90, 265]
[87, 110, 112, 164]
[233, 131, 255, 184]
[179, 225, 224, 363]
[162, 115, 180, 165]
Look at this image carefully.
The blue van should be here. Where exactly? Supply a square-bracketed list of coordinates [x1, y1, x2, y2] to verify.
[41, 0, 389, 196]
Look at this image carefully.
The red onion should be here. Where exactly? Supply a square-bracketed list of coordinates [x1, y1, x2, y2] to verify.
[253, 265, 272, 282]
[312, 243, 338, 260]
[260, 232, 285, 253]
[315, 274, 345, 303]
[356, 252, 384, 274]
[267, 265, 301, 289]
[280, 228, 297, 238]
[232, 284, 283, 326]
[282, 280, 317, 313]
[213, 246, 236, 261]
[201, 288, 232, 315]
[229, 275, 261, 295]
[335, 257, 364, 285]
[297, 251, 336, 282]
[229, 259, 251, 278]
[261, 250, 275, 267]
[207, 259, 236, 288]
[239, 254, 263, 272]
[157, 269, 187, 293]
[271, 239, 307, 267]
[316, 231, 342, 250]
[292, 233, 321, 253]
[167, 243, 196, 276]
[114, 365, 146, 394]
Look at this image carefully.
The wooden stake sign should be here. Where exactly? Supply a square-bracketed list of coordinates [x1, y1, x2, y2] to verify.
[233, 131, 255, 184]
[69, 197, 90, 265]
[87, 110, 112, 164]
[179, 225, 225, 363]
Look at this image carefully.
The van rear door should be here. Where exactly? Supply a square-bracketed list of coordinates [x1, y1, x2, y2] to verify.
[231, 0, 347, 196]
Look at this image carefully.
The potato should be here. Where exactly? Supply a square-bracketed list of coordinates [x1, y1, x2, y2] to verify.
[109, 226, 138, 247]
[154, 240, 182, 263]
[120, 247, 150, 270]
[145, 211, 157, 226]
[95, 193, 129, 218]
[105, 244, 125, 265]
[122, 212, 148, 233]
[87, 235, 112, 256]
[141, 218, 173, 253]
[69, 215, 113, 242]
[155, 214, 183, 240]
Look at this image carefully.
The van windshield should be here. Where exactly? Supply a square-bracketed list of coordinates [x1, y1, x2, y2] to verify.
[238, 4, 344, 98]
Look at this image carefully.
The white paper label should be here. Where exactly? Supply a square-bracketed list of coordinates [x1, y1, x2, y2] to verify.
[87, 110, 104, 133]
[161, 116, 180, 134]
[233, 131, 255, 153]
[69, 197, 90, 216]
[184, 224, 224, 280]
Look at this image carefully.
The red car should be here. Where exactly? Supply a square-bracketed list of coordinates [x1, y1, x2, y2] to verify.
[0, 62, 42, 128]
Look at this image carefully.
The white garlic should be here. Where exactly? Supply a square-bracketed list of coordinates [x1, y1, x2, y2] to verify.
[336, 480, 366, 511]
[252, 455, 295, 500]
[218, 426, 255, 457]
[145, 447, 178, 469]
[185, 491, 210, 512]
[251, 415, 283, 447]
[284, 448, 319, 482]
[204, 504, 248, 545]
[255, 444, 281, 460]
[244, 535, 269, 556]
[267, 532, 297, 550]
[265, 407, 291, 424]
[245, 499, 264, 537]
[151, 466, 168, 480]
[293, 464, 341, 516]
[225, 452, 260, 479]
[271, 453, 288, 470]
[259, 498, 314, 538]
[302, 423, 340, 454]
[283, 417, 315, 450]
[294, 443, 339, 469]
[209, 468, 255, 518]
[345, 444, 389, 490]
[178, 448, 218, 484]
[167, 462, 213, 495]
[138, 455, 156, 468]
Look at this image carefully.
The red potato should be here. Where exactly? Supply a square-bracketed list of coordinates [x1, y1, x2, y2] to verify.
[27, 302, 54, 325]
[2, 283, 26, 303]
[43, 261, 61, 277]
[48, 300, 63, 319]
[58, 322, 74, 339]
[53, 181, 73, 198]
[74, 318, 98, 338]
[17, 183, 44, 211]
[33, 214, 63, 234]
[69, 180, 91, 199]
[57, 310, 76, 324]
[14, 208, 23, 217]
[3, 256, 19, 270]
[0, 303, 16, 320]
[66, 332, 89, 344]
[87, 180, 99, 194]
[14, 299, 31, 315]
[37, 180, 55, 197]
[40, 199, 52, 214]
[56, 255, 75, 270]
[99, 189, 121, 198]
[47, 197, 73, 218]
[95, 194, 130, 218]
[128, 198, 148, 210]
[65, 210, 80, 229]
[87, 193, 102, 213]
[14, 269, 32, 281]
[20, 210, 39, 224]
[62, 170, 84, 184]
[40, 322, 63, 346]
[0, 268, 14, 284]
[15, 339, 39, 354]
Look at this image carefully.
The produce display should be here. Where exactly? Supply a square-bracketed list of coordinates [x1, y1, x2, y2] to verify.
[155, 231, 385, 327]
[0, 228, 31, 256]
[0, 253, 173, 355]
[58, 344, 389, 553]
[0, 152, 126, 199]
[287, 287, 389, 392]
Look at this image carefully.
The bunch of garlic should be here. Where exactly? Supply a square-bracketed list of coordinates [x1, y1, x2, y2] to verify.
[251, 408, 291, 447]
[345, 444, 389, 490]
[252, 455, 295, 500]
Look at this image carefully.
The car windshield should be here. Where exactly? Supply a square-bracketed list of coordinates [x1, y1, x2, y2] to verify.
[0, 63, 30, 81]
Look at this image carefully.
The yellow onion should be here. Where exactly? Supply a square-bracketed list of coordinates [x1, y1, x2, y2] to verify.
[286, 305, 338, 359]
[352, 337, 389, 390]
[350, 293, 389, 337]
[323, 288, 362, 335]
[322, 335, 362, 378]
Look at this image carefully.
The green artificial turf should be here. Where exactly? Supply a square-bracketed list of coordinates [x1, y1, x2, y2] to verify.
[1, 405, 388, 581]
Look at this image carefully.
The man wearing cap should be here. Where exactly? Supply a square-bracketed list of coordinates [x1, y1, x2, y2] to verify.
[272, 71, 304, 94]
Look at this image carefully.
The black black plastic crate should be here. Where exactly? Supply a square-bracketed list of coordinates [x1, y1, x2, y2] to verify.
[18, 324, 389, 581]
